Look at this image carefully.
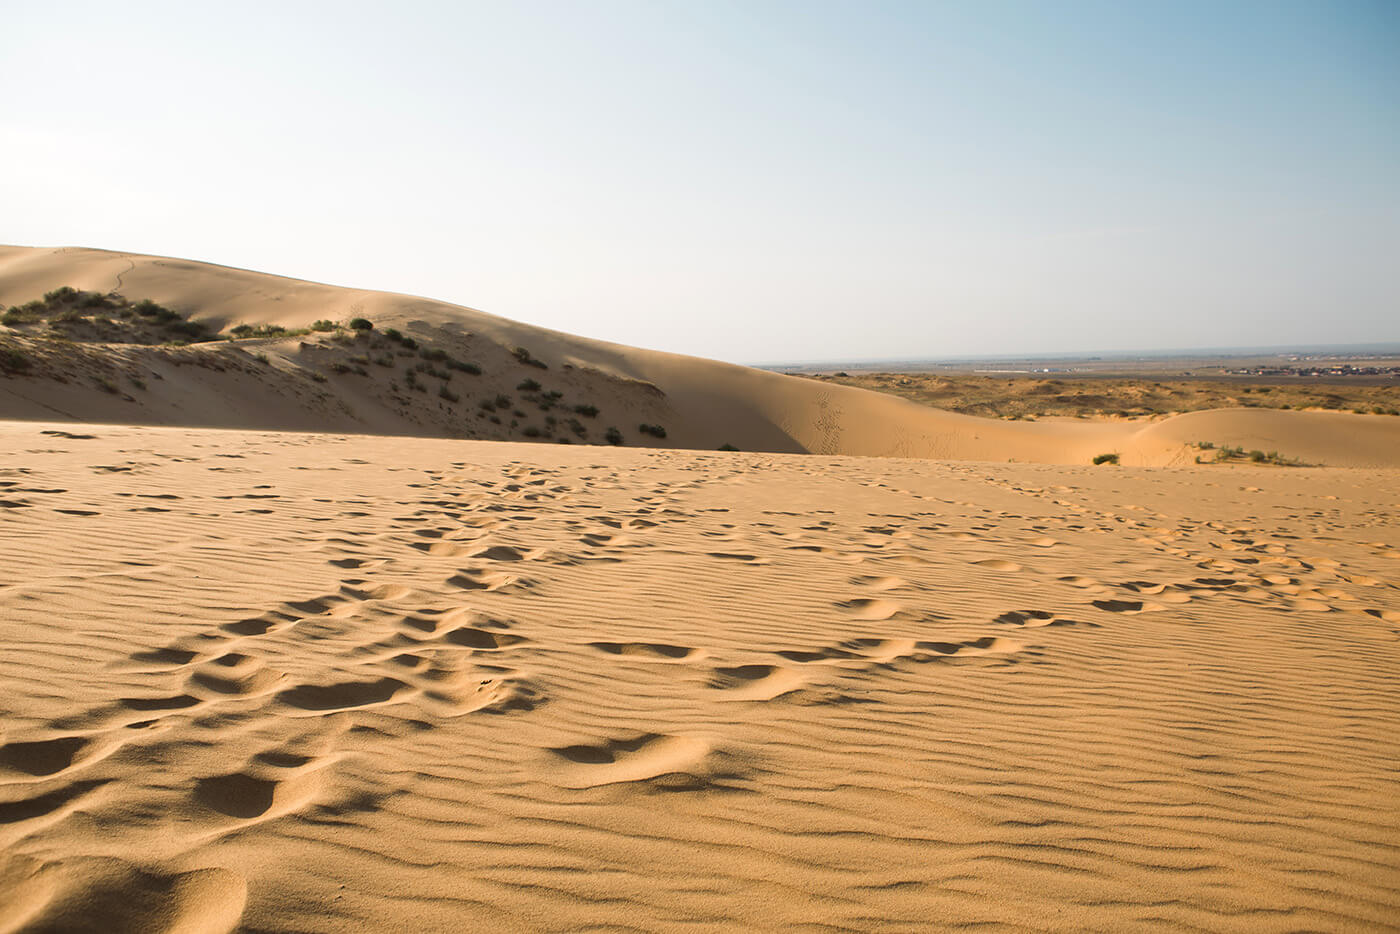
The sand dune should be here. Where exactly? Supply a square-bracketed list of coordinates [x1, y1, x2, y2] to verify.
[1, 421, 1398, 931]
[5, 245, 1398, 467]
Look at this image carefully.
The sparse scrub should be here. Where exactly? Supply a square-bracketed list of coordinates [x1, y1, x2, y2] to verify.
[0, 346, 31, 373]
[513, 346, 547, 369]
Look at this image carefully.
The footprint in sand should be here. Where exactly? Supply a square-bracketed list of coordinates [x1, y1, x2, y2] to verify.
[1092, 599, 1165, 614]
[446, 568, 524, 592]
[277, 677, 410, 713]
[709, 665, 807, 701]
[835, 598, 902, 621]
[0, 737, 89, 777]
[588, 642, 703, 662]
[0, 857, 246, 934]
[547, 733, 714, 789]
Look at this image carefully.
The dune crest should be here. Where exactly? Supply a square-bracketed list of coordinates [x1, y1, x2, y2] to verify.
[5, 245, 1397, 466]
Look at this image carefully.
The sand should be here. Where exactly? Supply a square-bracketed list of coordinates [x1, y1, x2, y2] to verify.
[2, 421, 1398, 932]
[5, 245, 1400, 468]
[3, 245, 1400, 930]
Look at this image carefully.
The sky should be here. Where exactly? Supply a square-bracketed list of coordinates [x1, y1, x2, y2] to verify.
[3, 0, 1397, 364]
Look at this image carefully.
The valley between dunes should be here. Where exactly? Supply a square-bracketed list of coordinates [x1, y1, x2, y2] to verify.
[2, 247, 1399, 932]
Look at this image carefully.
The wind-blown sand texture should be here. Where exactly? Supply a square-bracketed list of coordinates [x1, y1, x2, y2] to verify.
[2, 422, 1398, 931]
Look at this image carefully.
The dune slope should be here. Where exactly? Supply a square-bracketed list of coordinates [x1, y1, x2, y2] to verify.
[4, 245, 1398, 466]
[1, 421, 1398, 931]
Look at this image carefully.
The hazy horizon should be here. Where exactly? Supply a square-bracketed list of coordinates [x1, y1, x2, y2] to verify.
[5, 1, 1397, 365]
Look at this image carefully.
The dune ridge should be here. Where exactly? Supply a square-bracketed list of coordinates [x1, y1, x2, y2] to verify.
[5, 245, 1399, 467]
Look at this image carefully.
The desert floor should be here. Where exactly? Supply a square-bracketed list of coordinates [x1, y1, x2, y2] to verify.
[2, 421, 1398, 932]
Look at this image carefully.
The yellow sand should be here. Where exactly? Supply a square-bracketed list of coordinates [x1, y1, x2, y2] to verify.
[1, 421, 1398, 932]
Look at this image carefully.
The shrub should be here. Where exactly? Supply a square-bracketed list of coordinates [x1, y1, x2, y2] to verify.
[1249, 450, 1267, 463]
[2, 310, 26, 326]
[446, 359, 481, 375]
[254, 353, 270, 364]
[605, 426, 623, 445]
[522, 425, 542, 438]
[382, 327, 403, 342]
[573, 403, 599, 418]
[307, 371, 327, 383]
[513, 346, 547, 369]
[43, 286, 80, 303]
[438, 384, 459, 403]
[96, 377, 120, 394]
[517, 378, 541, 391]
[348, 317, 374, 330]
[638, 423, 667, 439]
[0, 347, 31, 373]
[311, 319, 338, 331]
[718, 443, 740, 451]
[374, 354, 394, 367]
[421, 347, 449, 362]
[1197, 441, 1214, 450]
[1092, 453, 1119, 465]
[493, 393, 512, 408]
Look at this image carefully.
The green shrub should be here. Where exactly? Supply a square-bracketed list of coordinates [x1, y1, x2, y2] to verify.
[311, 319, 337, 331]
[517, 378, 541, 391]
[0, 347, 31, 373]
[421, 347, 449, 362]
[605, 426, 623, 445]
[513, 346, 547, 369]
[96, 377, 119, 394]
[446, 359, 480, 375]
[382, 327, 403, 342]
[438, 384, 459, 402]
[1249, 450, 1267, 463]
[1092, 453, 1119, 465]
[43, 286, 80, 303]
[638, 423, 666, 439]
[348, 317, 373, 330]
[2, 310, 26, 326]
[573, 403, 599, 418]
[718, 443, 739, 452]
[522, 425, 543, 438]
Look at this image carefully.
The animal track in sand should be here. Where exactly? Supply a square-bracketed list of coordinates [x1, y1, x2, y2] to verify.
[547, 733, 712, 788]
[709, 665, 807, 701]
[589, 642, 704, 662]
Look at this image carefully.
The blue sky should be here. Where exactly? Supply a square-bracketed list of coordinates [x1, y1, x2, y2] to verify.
[4, 1, 1397, 363]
